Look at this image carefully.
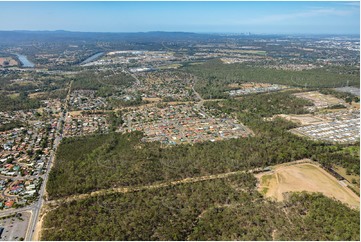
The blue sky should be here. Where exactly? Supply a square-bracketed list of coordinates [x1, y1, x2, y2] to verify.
[0, 1, 359, 34]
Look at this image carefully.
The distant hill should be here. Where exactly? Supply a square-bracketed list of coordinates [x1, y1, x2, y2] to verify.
[0, 30, 357, 46]
[0, 30, 225, 44]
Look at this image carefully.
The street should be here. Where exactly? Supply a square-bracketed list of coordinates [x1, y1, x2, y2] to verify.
[0, 80, 72, 241]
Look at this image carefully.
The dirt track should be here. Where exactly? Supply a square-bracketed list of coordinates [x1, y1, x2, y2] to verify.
[48, 168, 252, 206]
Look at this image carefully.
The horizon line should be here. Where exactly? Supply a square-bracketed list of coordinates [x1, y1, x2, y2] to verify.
[1, 29, 360, 36]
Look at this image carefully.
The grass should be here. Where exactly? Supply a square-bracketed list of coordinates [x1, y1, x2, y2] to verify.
[29, 92, 47, 99]
[158, 64, 182, 70]
[8, 93, 20, 99]
[261, 187, 269, 195]
[261, 174, 273, 186]
[333, 165, 360, 190]
[188, 62, 204, 66]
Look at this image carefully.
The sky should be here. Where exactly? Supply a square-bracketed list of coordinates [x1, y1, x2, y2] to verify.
[0, 1, 359, 34]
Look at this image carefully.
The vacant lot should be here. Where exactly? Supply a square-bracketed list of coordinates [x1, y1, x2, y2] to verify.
[142, 97, 162, 102]
[0, 57, 18, 67]
[257, 161, 360, 209]
[228, 82, 287, 89]
[293, 91, 345, 109]
[275, 114, 326, 126]
[29, 92, 47, 99]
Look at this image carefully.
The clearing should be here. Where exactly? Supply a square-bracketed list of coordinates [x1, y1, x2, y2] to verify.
[256, 161, 360, 209]
[273, 114, 326, 126]
[293, 91, 345, 109]
[333, 165, 360, 192]
[0, 57, 18, 67]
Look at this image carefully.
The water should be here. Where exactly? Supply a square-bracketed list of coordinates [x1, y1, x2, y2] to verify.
[15, 54, 35, 68]
[81, 52, 104, 65]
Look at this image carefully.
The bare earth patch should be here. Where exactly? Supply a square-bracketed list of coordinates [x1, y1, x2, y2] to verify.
[29, 92, 47, 99]
[143, 97, 162, 102]
[274, 114, 326, 126]
[293, 91, 346, 109]
[0, 57, 18, 66]
[256, 161, 360, 209]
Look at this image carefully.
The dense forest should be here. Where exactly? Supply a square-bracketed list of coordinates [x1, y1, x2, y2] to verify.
[0, 92, 40, 111]
[106, 110, 125, 131]
[185, 59, 360, 99]
[72, 70, 135, 97]
[42, 173, 359, 241]
[203, 90, 314, 118]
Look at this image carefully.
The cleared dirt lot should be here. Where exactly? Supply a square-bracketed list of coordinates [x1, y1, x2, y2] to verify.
[293, 91, 345, 108]
[274, 114, 326, 126]
[228, 82, 286, 89]
[0, 57, 18, 67]
[143, 97, 162, 102]
[256, 161, 360, 209]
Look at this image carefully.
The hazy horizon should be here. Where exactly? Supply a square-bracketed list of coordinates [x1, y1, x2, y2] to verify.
[1, 29, 360, 36]
[0, 1, 359, 35]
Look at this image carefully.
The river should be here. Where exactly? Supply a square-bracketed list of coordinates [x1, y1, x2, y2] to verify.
[15, 54, 35, 68]
[80, 52, 104, 65]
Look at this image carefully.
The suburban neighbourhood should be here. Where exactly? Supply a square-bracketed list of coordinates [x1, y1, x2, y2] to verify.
[0, 21, 359, 241]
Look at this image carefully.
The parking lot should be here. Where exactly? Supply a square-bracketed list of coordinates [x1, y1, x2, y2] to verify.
[0, 212, 30, 241]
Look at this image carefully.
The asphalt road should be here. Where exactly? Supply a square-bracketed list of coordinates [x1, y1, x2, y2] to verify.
[192, 85, 211, 119]
[0, 80, 72, 241]
[24, 112, 65, 240]
[26, 81, 71, 241]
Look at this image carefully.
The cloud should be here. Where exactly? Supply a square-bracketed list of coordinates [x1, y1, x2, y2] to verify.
[240, 7, 357, 25]
[341, 2, 360, 7]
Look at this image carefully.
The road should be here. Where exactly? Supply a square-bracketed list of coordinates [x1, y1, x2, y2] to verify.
[0, 206, 34, 218]
[192, 84, 212, 119]
[123, 69, 141, 86]
[32, 81, 72, 240]
[26, 81, 71, 240]
[192, 85, 203, 109]
[127, 113, 133, 131]
[0, 80, 72, 241]
[161, 41, 175, 51]
[54, 48, 68, 65]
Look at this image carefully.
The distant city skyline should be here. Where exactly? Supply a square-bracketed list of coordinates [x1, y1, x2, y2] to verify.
[0, 1, 359, 34]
